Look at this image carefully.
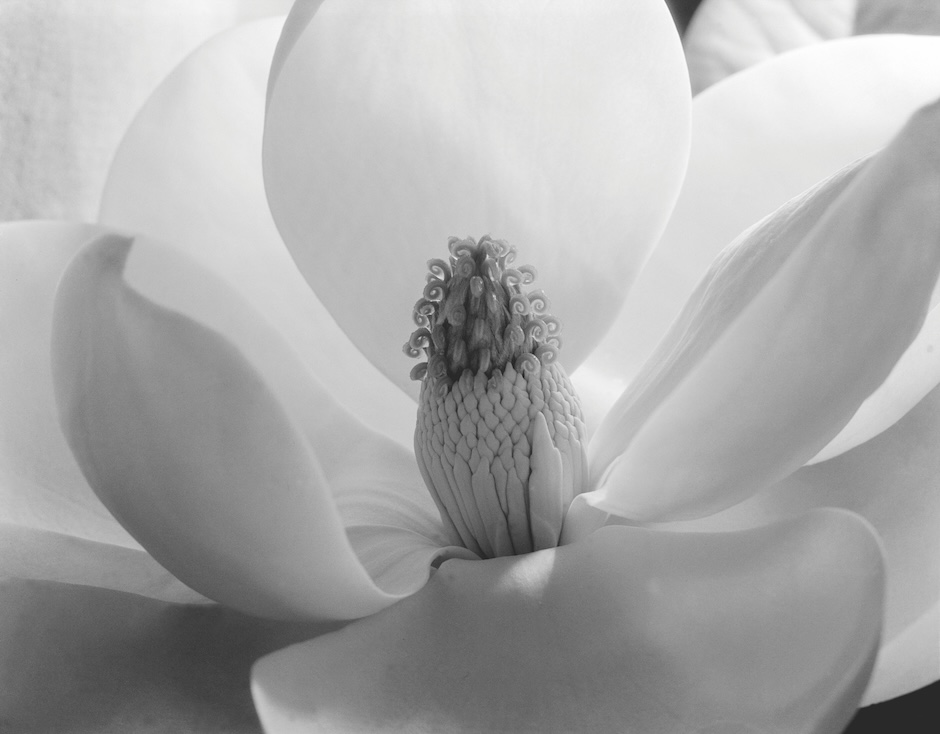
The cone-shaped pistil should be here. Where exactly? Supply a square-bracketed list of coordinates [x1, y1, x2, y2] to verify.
[406, 236, 587, 558]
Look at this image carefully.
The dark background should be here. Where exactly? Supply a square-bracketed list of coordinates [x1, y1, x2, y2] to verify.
[665, 0, 938, 731]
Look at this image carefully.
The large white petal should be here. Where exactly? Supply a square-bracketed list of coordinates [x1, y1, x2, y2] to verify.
[577, 35, 940, 439]
[0, 220, 135, 546]
[587, 100, 940, 522]
[253, 510, 883, 734]
[99, 17, 415, 446]
[52, 232, 455, 620]
[0, 0, 291, 222]
[0, 577, 329, 732]
[660, 380, 940, 703]
[264, 0, 691, 397]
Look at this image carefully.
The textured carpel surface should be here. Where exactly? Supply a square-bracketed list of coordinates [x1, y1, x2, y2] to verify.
[407, 236, 587, 558]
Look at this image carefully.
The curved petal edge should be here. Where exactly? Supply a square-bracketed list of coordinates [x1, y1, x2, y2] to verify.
[253, 508, 884, 734]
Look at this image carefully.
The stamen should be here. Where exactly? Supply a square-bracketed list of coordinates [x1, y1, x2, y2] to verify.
[408, 236, 587, 559]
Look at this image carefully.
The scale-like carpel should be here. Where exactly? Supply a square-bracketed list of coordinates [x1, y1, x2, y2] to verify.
[406, 236, 587, 558]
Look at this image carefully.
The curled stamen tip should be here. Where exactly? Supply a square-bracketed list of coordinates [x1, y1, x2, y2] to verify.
[449, 237, 476, 260]
[427, 258, 452, 282]
[480, 237, 500, 258]
[515, 353, 541, 374]
[543, 315, 561, 335]
[455, 255, 475, 278]
[408, 235, 563, 386]
[517, 264, 537, 284]
[525, 318, 547, 340]
[510, 294, 530, 315]
[501, 268, 522, 289]
[413, 299, 436, 327]
[423, 280, 445, 301]
[409, 327, 431, 351]
[528, 289, 550, 313]
[535, 343, 558, 364]
[410, 362, 429, 381]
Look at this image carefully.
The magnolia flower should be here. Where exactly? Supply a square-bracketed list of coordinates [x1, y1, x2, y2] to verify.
[3, 1, 940, 732]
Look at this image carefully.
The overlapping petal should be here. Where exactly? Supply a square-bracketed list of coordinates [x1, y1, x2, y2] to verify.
[0, 220, 136, 546]
[0, 577, 327, 732]
[51, 231, 461, 620]
[263, 0, 691, 397]
[578, 35, 940, 442]
[99, 17, 415, 447]
[253, 510, 883, 734]
[0, 0, 291, 222]
[683, 0, 855, 93]
[0, 522, 203, 604]
[587, 99, 940, 522]
[665, 381, 940, 703]
[685, 0, 940, 94]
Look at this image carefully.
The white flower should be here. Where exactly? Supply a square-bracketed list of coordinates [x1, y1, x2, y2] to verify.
[2, 1, 940, 731]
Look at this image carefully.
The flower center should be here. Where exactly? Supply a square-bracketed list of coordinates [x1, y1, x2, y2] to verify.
[406, 236, 587, 558]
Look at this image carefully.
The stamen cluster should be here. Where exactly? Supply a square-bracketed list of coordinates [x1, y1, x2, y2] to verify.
[405, 235, 561, 392]
[406, 236, 587, 558]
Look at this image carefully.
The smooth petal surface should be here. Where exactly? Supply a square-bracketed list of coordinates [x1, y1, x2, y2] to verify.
[665, 380, 940, 703]
[0, 0, 291, 221]
[52, 233, 452, 620]
[0, 578, 331, 733]
[684, 0, 854, 93]
[100, 17, 414, 447]
[587, 100, 940, 522]
[253, 510, 883, 734]
[856, 0, 940, 34]
[577, 35, 940, 439]
[264, 0, 691, 396]
[0, 220, 136, 546]
[0, 522, 203, 604]
[809, 304, 940, 464]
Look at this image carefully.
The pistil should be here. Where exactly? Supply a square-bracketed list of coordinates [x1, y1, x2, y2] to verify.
[406, 236, 587, 558]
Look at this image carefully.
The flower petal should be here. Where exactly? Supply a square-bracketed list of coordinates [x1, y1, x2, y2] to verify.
[0, 220, 137, 546]
[0, 521, 203, 604]
[856, 0, 940, 34]
[587, 99, 940, 522]
[263, 0, 691, 396]
[0, 0, 291, 222]
[809, 304, 940, 464]
[684, 0, 940, 95]
[52, 232, 442, 620]
[0, 577, 329, 732]
[577, 35, 940, 434]
[99, 17, 415, 446]
[253, 509, 883, 734]
[663, 380, 940, 703]
[683, 0, 854, 93]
